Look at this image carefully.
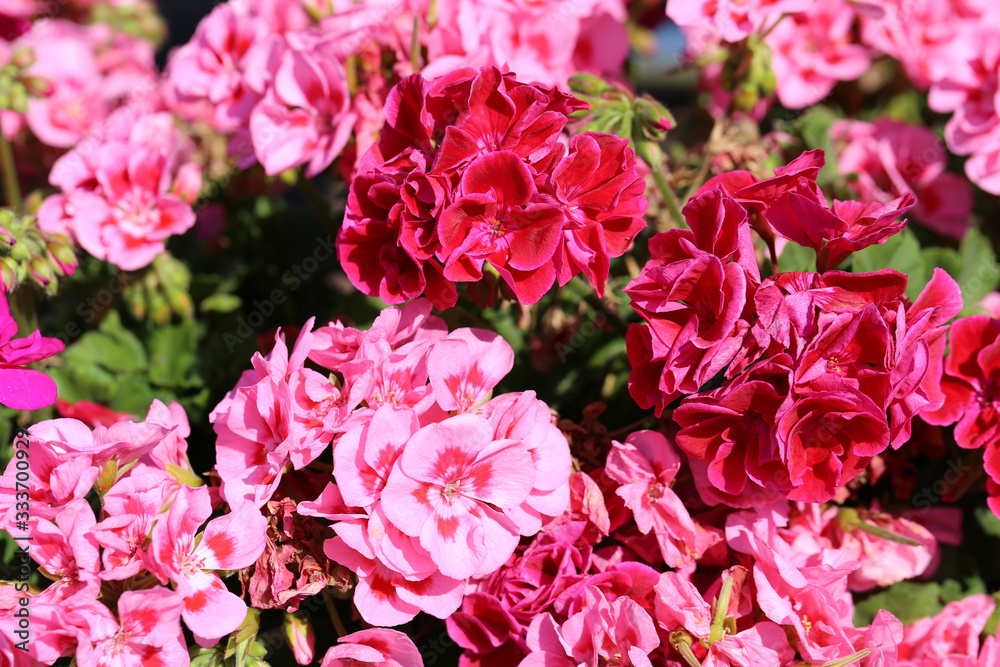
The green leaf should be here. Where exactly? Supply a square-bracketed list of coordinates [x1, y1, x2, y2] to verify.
[148, 320, 200, 388]
[778, 242, 816, 273]
[853, 581, 942, 626]
[108, 375, 159, 415]
[200, 293, 242, 314]
[976, 506, 1000, 539]
[851, 227, 928, 299]
[796, 106, 839, 186]
[956, 228, 1000, 314]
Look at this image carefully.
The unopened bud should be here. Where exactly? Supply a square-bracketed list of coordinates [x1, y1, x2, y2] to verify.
[282, 613, 315, 665]
[8, 81, 28, 114]
[569, 72, 614, 97]
[28, 255, 54, 286]
[46, 239, 77, 277]
[22, 76, 52, 99]
[0, 257, 17, 292]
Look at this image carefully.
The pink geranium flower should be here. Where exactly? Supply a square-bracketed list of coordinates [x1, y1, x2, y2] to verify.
[381, 414, 536, 579]
[321, 628, 422, 667]
[606, 431, 716, 569]
[74, 588, 188, 667]
[144, 486, 267, 647]
[250, 41, 356, 177]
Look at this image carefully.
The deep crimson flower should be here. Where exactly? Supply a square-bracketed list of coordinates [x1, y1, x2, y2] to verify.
[439, 151, 565, 303]
[339, 66, 647, 306]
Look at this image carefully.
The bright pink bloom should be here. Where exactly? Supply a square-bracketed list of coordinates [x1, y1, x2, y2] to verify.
[166, 3, 268, 133]
[428, 328, 514, 413]
[520, 588, 659, 667]
[928, 26, 1000, 195]
[832, 118, 973, 238]
[897, 594, 996, 665]
[423, 0, 629, 89]
[250, 42, 356, 176]
[381, 414, 535, 579]
[606, 431, 717, 569]
[766, 1, 872, 108]
[39, 108, 202, 272]
[145, 485, 267, 647]
[0, 296, 64, 410]
[667, 0, 807, 43]
[74, 588, 188, 667]
[321, 628, 422, 667]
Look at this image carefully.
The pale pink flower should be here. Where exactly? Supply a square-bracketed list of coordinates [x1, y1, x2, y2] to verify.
[92, 474, 169, 581]
[324, 534, 464, 626]
[381, 413, 536, 580]
[606, 431, 717, 570]
[766, 1, 871, 108]
[428, 328, 514, 413]
[482, 391, 572, 535]
[321, 628, 422, 667]
[74, 588, 188, 667]
[250, 41, 356, 176]
[144, 485, 267, 647]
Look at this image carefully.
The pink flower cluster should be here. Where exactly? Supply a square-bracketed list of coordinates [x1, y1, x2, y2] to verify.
[166, 0, 631, 179]
[670, 0, 1000, 194]
[37, 106, 202, 271]
[339, 66, 648, 308]
[0, 400, 267, 665]
[668, 0, 871, 110]
[832, 118, 973, 239]
[445, 429, 964, 667]
[7, 18, 157, 148]
[423, 0, 629, 89]
[626, 149, 962, 503]
[928, 24, 1000, 195]
[210, 299, 572, 626]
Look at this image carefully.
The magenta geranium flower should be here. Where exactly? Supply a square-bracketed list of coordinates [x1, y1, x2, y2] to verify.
[0, 296, 64, 410]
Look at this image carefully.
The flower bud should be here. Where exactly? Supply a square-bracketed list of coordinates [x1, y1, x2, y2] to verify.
[8, 81, 28, 114]
[46, 239, 77, 277]
[569, 72, 615, 97]
[22, 75, 52, 99]
[10, 47, 34, 70]
[0, 257, 17, 293]
[28, 255, 54, 287]
[282, 613, 315, 665]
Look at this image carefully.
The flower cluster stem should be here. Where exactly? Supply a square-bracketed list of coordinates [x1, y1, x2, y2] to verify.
[0, 131, 21, 214]
[634, 140, 686, 229]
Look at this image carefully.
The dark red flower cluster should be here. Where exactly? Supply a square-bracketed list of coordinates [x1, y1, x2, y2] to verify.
[924, 315, 1000, 517]
[337, 66, 648, 308]
[625, 149, 963, 504]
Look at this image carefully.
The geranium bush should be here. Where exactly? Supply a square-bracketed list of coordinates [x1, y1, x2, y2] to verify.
[1, 0, 1000, 665]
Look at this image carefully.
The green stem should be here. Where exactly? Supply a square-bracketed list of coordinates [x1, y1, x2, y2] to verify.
[322, 588, 348, 638]
[411, 16, 421, 70]
[635, 140, 686, 229]
[10, 287, 36, 334]
[0, 130, 21, 214]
